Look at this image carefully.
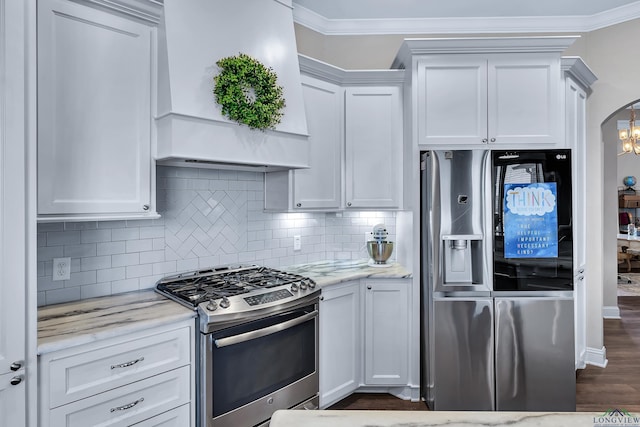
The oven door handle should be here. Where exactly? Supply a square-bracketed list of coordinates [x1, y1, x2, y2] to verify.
[214, 310, 318, 348]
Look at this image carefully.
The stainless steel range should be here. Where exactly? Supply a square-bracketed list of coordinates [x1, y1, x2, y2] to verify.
[156, 265, 320, 427]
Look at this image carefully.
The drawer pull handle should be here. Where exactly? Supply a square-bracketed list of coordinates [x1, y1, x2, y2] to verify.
[110, 397, 144, 413]
[111, 357, 144, 370]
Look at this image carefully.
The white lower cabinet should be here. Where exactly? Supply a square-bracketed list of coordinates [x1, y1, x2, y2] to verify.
[319, 281, 361, 408]
[319, 278, 411, 408]
[39, 320, 194, 427]
[363, 280, 409, 385]
[131, 405, 190, 426]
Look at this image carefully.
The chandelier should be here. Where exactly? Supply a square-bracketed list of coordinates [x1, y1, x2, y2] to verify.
[620, 106, 640, 154]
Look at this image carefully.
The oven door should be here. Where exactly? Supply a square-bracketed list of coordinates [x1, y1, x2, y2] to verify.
[201, 301, 319, 427]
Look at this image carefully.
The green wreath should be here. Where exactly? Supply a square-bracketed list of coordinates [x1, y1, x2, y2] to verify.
[213, 53, 286, 130]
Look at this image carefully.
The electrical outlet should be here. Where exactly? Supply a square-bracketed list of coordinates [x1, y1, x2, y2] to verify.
[53, 257, 71, 281]
[293, 235, 301, 251]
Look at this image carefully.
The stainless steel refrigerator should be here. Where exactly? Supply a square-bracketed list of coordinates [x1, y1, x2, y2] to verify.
[420, 149, 575, 411]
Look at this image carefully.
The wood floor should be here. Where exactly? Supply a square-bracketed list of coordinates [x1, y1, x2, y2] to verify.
[330, 296, 640, 412]
[576, 296, 640, 412]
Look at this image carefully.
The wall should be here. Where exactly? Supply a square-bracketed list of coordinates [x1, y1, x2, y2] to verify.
[36, 166, 397, 305]
[603, 116, 621, 317]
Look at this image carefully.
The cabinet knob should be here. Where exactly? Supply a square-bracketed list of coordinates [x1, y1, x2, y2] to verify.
[367, 285, 372, 290]
[10, 375, 23, 386]
[490, 137, 496, 142]
[296, 203, 302, 208]
[320, 296, 324, 301]
[9, 361, 22, 371]
[142, 204, 150, 211]
[347, 202, 352, 207]
[482, 138, 488, 143]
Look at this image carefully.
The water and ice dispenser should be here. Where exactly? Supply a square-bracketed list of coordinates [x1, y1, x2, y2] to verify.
[432, 150, 489, 289]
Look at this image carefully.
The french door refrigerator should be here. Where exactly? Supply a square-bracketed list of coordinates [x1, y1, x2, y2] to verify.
[420, 149, 575, 411]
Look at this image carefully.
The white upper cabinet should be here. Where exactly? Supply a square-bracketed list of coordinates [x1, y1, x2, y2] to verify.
[292, 76, 343, 210]
[417, 53, 561, 147]
[417, 56, 487, 146]
[37, 0, 159, 220]
[264, 56, 404, 211]
[345, 86, 403, 209]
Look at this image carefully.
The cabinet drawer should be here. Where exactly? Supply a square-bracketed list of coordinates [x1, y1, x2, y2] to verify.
[49, 366, 190, 427]
[131, 403, 190, 426]
[46, 326, 190, 408]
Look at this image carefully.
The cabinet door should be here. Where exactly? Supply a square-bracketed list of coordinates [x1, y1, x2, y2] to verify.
[363, 280, 408, 385]
[345, 86, 403, 208]
[0, 372, 26, 427]
[294, 76, 342, 210]
[0, 0, 27, 422]
[37, 0, 152, 216]
[319, 282, 361, 408]
[567, 77, 587, 268]
[574, 271, 586, 369]
[488, 54, 561, 145]
[417, 56, 487, 146]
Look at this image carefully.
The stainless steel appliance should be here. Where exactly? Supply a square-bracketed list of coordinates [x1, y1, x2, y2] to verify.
[156, 265, 320, 427]
[420, 149, 575, 411]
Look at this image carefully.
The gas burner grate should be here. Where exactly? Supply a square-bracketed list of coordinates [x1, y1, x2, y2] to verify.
[155, 265, 315, 308]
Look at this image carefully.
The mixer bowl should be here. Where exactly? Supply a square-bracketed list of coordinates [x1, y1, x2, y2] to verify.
[367, 241, 394, 264]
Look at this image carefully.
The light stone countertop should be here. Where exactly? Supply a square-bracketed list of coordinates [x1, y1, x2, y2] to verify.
[270, 410, 603, 427]
[37, 260, 409, 354]
[37, 290, 195, 354]
[282, 259, 412, 287]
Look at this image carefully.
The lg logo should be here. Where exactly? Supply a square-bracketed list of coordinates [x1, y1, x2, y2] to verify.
[556, 154, 567, 160]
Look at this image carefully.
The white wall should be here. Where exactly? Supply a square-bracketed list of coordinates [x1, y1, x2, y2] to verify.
[603, 117, 621, 317]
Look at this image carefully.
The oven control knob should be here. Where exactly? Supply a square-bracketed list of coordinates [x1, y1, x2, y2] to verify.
[206, 300, 218, 311]
[290, 283, 299, 293]
[308, 280, 316, 289]
[299, 280, 308, 291]
[219, 297, 231, 309]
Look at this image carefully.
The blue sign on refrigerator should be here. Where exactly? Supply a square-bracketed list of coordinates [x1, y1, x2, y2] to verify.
[503, 183, 558, 258]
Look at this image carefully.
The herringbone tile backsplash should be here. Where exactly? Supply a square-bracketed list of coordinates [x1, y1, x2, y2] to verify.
[37, 166, 396, 305]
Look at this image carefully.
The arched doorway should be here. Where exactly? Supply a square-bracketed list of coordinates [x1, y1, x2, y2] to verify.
[602, 101, 640, 316]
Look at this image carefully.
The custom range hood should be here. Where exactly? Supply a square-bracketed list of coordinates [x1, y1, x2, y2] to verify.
[156, 0, 309, 171]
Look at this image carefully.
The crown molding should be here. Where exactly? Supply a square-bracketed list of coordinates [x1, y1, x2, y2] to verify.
[298, 54, 405, 85]
[293, 2, 640, 35]
[561, 56, 598, 89]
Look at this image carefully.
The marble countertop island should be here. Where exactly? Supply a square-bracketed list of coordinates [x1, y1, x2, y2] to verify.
[37, 290, 195, 354]
[270, 410, 602, 427]
[283, 259, 411, 288]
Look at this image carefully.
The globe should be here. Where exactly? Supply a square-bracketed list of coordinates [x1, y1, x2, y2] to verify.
[624, 176, 637, 188]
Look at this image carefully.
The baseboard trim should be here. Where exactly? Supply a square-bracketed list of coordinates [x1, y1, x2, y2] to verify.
[603, 305, 621, 319]
[585, 346, 608, 368]
[356, 385, 420, 402]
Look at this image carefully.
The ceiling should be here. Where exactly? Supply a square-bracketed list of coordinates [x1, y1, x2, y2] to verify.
[291, 0, 640, 35]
